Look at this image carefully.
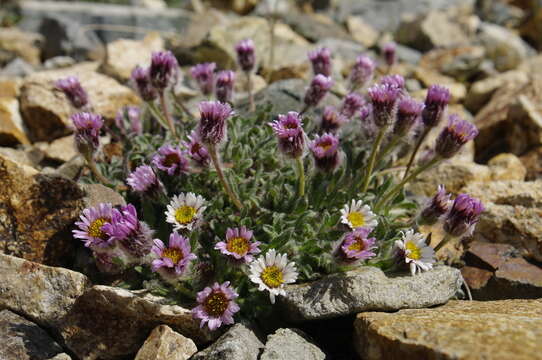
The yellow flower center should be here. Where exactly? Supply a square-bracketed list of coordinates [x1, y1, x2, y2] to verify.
[175, 205, 196, 224]
[318, 142, 332, 151]
[88, 218, 109, 239]
[347, 237, 365, 252]
[260, 265, 284, 288]
[162, 248, 184, 264]
[226, 236, 250, 255]
[163, 153, 180, 166]
[406, 241, 421, 260]
[203, 291, 229, 317]
[346, 212, 365, 228]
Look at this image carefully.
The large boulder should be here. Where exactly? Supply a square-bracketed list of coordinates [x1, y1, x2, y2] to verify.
[191, 323, 263, 360]
[0, 28, 43, 66]
[134, 325, 197, 360]
[0, 96, 30, 147]
[260, 328, 325, 360]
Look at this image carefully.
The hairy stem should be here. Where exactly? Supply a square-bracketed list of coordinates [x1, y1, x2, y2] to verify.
[159, 92, 178, 139]
[147, 101, 169, 131]
[434, 233, 454, 252]
[208, 144, 243, 211]
[85, 155, 111, 186]
[374, 134, 401, 170]
[403, 127, 430, 181]
[247, 71, 255, 112]
[170, 89, 195, 120]
[295, 156, 305, 197]
[361, 126, 388, 193]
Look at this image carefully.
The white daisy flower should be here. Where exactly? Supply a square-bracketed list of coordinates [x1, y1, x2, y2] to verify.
[165, 192, 206, 231]
[394, 229, 436, 275]
[249, 249, 298, 304]
[340, 199, 378, 230]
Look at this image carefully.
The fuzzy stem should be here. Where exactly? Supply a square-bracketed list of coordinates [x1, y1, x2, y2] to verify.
[433, 233, 454, 253]
[299, 104, 309, 116]
[247, 71, 255, 112]
[295, 156, 305, 197]
[403, 127, 430, 181]
[85, 155, 111, 186]
[374, 134, 402, 169]
[170, 89, 195, 120]
[147, 101, 169, 130]
[361, 126, 388, 193]
[159, 92, 178, 139]
[208, 144, 243, 211]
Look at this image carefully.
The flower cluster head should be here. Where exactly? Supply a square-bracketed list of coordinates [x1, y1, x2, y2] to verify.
[127, 165, 164, 199]
[73, 203, 114, 249]
[308, 47, 332, 77]
[419, 185, 451, 226]
[215, 227, 261, 263]
[269, 111, 306, 159]
[304, 74, 333, 108]
[340, 200, 378, 230]
[152, 144, 190, 176]
[182, 130, 210, 167]
[151, 232, 197, 282]
[443, 194, 484, 238]
[56, 76, 88, 109]
[191, 62, 216, 96]
[393, 97, 424, 137]
[249, 249, 298, 304]
[115, 106, 142, 136]
[149, 50, 179, 91]
[320, 106, 348, 134]
[359, 103, 377, 140]
[131, 66, 158, 101]
[339, 92, 365, 119]
[71, 112, 103, 156]
[422, 85, 450, 128]
[394, 229, 435, 275]
[235, 38, 256, 72]
[382, 42, 396, 67]
[367, 83, 401, 127]
[197, 101, 233, 145]
[349, 55, 375, 91]
[380, 74, 405, 91]
[215, 70, 236, 103]
[335, 227, 377, 264]
[309, 133, 341, 172]
[166, 192, 207, 231]
[435, 114, 479, 158]
[192, 281, 240, 331]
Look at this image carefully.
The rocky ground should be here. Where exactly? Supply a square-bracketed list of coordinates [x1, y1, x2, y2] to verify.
[0, 0, 542, 359]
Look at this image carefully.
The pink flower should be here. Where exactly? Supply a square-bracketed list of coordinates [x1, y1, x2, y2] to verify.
[192, 281, 240, 331]
[215, 227, 261, 263]
[151, 232, 197, 281]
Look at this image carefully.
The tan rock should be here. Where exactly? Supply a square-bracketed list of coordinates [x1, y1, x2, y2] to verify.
[414, 68, 466, 102]
[135, 325, 197, 360]
[461, 180, 542, 206]
[354, 299, 542, 360]
[234, 71, 266, 100]
[35, 135, 77, 163]
[0, 97, 30, 146]
[520, 146, 542, 180]
[419, 45, 485, 81]
[0, 77, 22, 98]
[0, 28, 43, 66]
[487, 153, 526, 181]
[346, 16, 379, 48]
[0, 147, 41, 168]
[480, 23, 530, 72]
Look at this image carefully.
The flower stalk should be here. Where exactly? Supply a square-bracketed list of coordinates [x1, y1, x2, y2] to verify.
[402, 127, 429, 180]
[433, 233, 453, 252]
[361, 126, 388, 193]
[295, 156, 305, 197]
[159, 92, 178, 139]
[84, 154, 112, 186]
[208, 143, 243, 211]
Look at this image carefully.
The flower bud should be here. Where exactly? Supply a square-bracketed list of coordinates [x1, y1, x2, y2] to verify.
[419, 185, 451, 225]
[56, 76, 88, 109]
[235, 38, 256, 72]
[197, 101, 233, 145]
[382, 42, 396, 67]
[320, 106, 347, 134]
[126, 165, 165, 200]
[215, 70, 236, 103]
[304, 74, 333, 108]
[435, 114, 478, 158]
[190, 62, 216, 96]
[71, 112, 103, 157]
[367, 84, 401, 127]
[349, 55, 375, 91]
[380, 74, 405, 91]
[268, 112, 305, 159]
[182, 130, 210, 167]
[149, 51, 179, 91]
[339, 92, 365, 119]
[308, 47, 332, 77]
[152, 144, 190, 176]
[422, 85, 450, 128]
[443, 194, 484, 238]
[393, 97, 423, 137]
[131, 66, 158, 102]
[309, 133, 341, 172]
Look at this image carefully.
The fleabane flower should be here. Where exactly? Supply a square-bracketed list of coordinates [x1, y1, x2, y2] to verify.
[340, 200, 378, 230]
[349, 55, 375, 91]
[368, 83, 401, 127]
[56, 76, 88, 109]
[418, 185, 451, 225]
[393, 97, 424, 137]
[422, 85, 450, 128]
[192, 281, 240, 331]
[443, 194, 484, 238]
[149, 50, 179, 91]
[304, 74, 333, 108]
[359, 103, 377, 140]
[339, 92, 365, 119]
[235, 38, 256, 72]
[435, 114, 479, 158]
[182, 130, 210, 167]
[335, 227, 377, 264]
[151, 232, 197, 282]
[165, 192, 206, 231]
[71, 112, 103, 156]
[215, 227, 261, 263]
[215, 70, 236, 103]
[191, 62, 216, 95]
[320, 106, 348, 134]
[249, 249, 298, 304]
[268, 111, 306, 159]
[380, 74, 405, 91]
[73, 203, 114, 248]
[394, 230, 435, 275]
[309, 133, 341, 173]
[131, 66, 157, 101]
[152, 144, 189, 176]
[126, 165, 164, 199]
[308, 47, 332, 77]
[382, 42, 396, 67]
[197, 101, 233, 145]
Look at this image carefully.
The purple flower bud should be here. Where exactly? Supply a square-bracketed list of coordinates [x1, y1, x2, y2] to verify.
[131, 66, 158, 102]
[339, 92, 365, 119]
[359, 103, 377, 140]
[268, 111, 305, 158]
[197, 101, 233, 145]
[304, 74, 333, 108]
[444, 194, 484, 237]
[435, 114, 479, 158]
[334, 227, 377, 264]
[115, 106, 142, 136]
[349, 55, 375, 91]
[56, 76, 88, 109]
[320, 106, 348, 134]
[71, 112, 103, 156]
[152, 144, 190, 176]
[190, 62, 216, 96]
[308, 47, 332, 77]
[419, 185, 451, 225]
[393, 97, 424, 136]
[380, 74, 405, 90]
[126, 165, 165, 200]
[422, 85, 450, 128]
[382, 42, 396, 67]
[309, 133, 341, 172]
[235, 38, 256, 72]
[149, 51, 179, 91]
[182, 130, 210, 167]
[367, 84, 401, 127]
[215, 70, 236, 103]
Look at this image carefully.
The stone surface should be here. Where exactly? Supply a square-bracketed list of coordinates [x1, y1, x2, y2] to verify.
[35, 135, 77, 163]
[466, 241, 517, 270]
[419, 45, 486, 82]
[0, 28, 43, 66]
[354, 299, 542, 360]
[0, 147, 42, 168]
[0, 97, 30, 147]
[0, 309, 64, 360]
[346, 16, 379, 48]
[0, 58, 35, 78]
[81, 183, 126, 209]
[520, 146, 542, 180]
[280, 266, 462, 322]
[487, 153, 527, 181]
[260, 328, 325, 360]
[460, 266, 493, 289]
[461, 180, 542, 208]
[414, 68, 467, 102]
[134, 325, 197, 360]
[191, 323, 263, 360]
[281, 13, 351, 43]
[479, 22, 532, 72]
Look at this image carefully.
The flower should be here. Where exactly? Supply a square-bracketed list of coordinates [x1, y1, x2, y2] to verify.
[308, 47, 332, 77]
[393, 97, 423, 137]
[192, 281, 240, 331]
[149, 51, 179, 91]
[151, 232, 197, 281]
[359, 103, 377, 140]
[422, 85, 450, 128]
[268, 111, 306, 159]
[73, 203, 114, 248]
[339, 92, 365, 119]
[126, 165, 164, 199]
[419, 185, 451, 225]
[335, 227, 377, 263]
[382, 42, 396, 67]
[56, 76, 88, 109]
[320, 106, 348, 134]
[443, 194, 484, 238]
[71, 112, 103, 156]
[131, 65, 158, 101]
[165, 192, 207, 231]
[235, 38, 256, 72]
[190, 62, 216, 95]
[309, 133, 341, 172]
[152, 144, 189, 176]
[215, 70, 236, 103]
[367, 83, 401, 127]
[249, 249, 298, 304]
[115, 106, 142, 136]
[304, 74, 333, 108]
[197, 101, 233, 145]
[215, 227, 261, 263]
[340, 200, 378, 230]
[394, 230, 435, 275]
[380, 74, 405, 90]
[349, 55, 375, 91]
[435, 114, 479, 158]
[182, 130, 210, 167]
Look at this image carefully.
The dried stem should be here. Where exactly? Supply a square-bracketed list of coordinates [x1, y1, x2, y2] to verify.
[208, 144, 243, 211]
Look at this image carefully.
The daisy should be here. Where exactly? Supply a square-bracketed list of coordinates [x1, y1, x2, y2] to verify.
[191, 281, 240, 331]
[394, 229, 435, 275]
[73, 203, 114, 248]
[165, 193, 206, 231]
[249, 249, 298, 304]
[151, 232, 197, 282]
[340, 200, 378, 230]
[335, 227, 377, 264]
[215, 227, 261, 263]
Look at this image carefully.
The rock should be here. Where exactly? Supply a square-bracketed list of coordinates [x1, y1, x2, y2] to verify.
[519, 0, 542, 50]
[207, 0, 258, 14]
[419, 46, 485, 82]
[491, 257, 542, 298]
[81, 183, 126, 209]
[131, 0, 167, 10]
[354, 299, 542, 360]
[0, 309, 64, 360]
[346, 16, 379, 48]
[43, 56, 76, 70]
[54, 155, 85, 180]
[50, 354, 71, 360]
[475, 0, 525, 28]
[0, 58, 35, 78]
[394, 44, 422, 65]
[487, 153, 526, 181]
[414, 68, 466, 102]
[281, 13, 351, 43]
[59, 285, 215, 359]
[0, 97, 30, 147]
[280, 266, 462, 322]
[134, 325, 197, 360]
[461, 180, 542, 207]
[460, 266, 493, 289]
[0, 77, 22, 98]
[520, 146, 542, 180]
[479, 22, 532, 72]
[260, 328, 325, 360]
[0, 253, 91, 328]
[35, 135, 77, 163]
[0, 147, 41, 168]
[234, 71, 267, 101]
[20, 64, 140, 142]
[466, 241, 517, 270]
[191, 323, 263, 360]
[0, 28, 43, 66]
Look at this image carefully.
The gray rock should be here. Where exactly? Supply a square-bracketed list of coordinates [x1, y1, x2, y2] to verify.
[280, 266, 462, 322]
[81, 183, 126, 209]
[395, 44, 422, 65]
[479, 22, 533, 72]
[134, 325, 197, 360]
[0, 58, 35, 77]
[43, 56, 76, 69]
[281, 13, 352, 43]
[191, 324, 264, 360]
[0, 310, 64, 360]
[260, 328, 325, 360]
[315, 38, 365, 65]
[49, 354, 71, 360]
